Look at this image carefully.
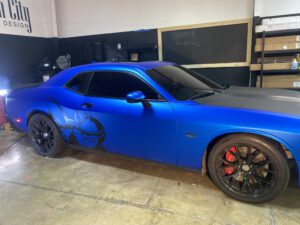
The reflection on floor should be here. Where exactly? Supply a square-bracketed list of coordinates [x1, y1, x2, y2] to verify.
[0, 131, 299, 225]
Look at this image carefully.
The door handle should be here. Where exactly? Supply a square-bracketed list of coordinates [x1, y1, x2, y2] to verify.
[81, 102, 93, 109]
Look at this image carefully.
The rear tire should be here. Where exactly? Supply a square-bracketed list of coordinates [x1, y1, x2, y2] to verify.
[208, 134, 290, 203]
[28, 114, 64, 157]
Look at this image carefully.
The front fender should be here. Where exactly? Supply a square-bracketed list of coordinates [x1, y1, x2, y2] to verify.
[208, 128, 298, 159]
[174, 102, 300, 171]
[207, 128, 300, 186]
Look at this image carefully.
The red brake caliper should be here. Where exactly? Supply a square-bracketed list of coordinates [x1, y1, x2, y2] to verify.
[224, 147, 236, 175]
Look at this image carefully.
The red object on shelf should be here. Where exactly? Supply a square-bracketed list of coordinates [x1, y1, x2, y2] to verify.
[0, 96, 6, 126]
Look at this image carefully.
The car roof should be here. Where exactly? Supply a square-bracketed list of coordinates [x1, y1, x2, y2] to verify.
[44, 61, 175, 87]
[72, 61, 175, 71]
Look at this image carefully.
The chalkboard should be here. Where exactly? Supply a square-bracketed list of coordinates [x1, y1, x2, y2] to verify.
[160, 22, 249, 66]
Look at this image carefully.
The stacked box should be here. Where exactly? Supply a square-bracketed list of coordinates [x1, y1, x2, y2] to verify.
[256, 15, 300, 33]
[256, 75, 300, 88]
[257, 56, 294, 64]
[256, 35, 300, 45]
[250, 63, 292, 71]
[255, 42, 300, 52]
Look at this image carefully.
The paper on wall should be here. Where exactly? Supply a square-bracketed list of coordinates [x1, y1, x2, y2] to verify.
[256, 22, 300, 33]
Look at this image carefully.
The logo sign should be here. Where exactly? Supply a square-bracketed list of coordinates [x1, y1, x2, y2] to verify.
[0, 0, 32, 33]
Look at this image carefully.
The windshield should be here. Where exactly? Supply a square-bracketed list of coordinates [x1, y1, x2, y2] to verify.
[146, 65, 223, 100]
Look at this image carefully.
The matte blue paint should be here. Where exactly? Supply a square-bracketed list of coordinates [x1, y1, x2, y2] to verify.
[5, 61, 300, 186]
[126, 91, 146, 102]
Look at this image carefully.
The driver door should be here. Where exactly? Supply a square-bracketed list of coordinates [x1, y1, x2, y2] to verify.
[78, 70, 178, 165]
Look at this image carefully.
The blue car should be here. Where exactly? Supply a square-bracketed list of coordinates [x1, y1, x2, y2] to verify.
[5, 61, 300, 203]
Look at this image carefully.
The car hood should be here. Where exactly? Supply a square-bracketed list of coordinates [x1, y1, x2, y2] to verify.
[196, 86, 300, 116]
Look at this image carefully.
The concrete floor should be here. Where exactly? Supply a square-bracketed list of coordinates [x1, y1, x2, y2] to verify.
[0, 131, 299, 225]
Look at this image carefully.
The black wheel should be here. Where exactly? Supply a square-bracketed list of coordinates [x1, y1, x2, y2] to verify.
[28, 114, 64, 157]
[208, 134, 290, 203]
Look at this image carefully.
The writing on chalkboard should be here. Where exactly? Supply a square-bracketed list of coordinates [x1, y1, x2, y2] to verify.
[161, 23, 248, 65]
[171, 30, 201, 47]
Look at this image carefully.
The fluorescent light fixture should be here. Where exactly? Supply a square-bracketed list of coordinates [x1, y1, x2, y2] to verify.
[0, 89, 8, 96]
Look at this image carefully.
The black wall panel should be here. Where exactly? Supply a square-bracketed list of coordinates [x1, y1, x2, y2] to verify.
[193, 67, 250, 87]
[58, 29, 158, 66]
[81, 43, 93, 64]
[0, 29, 251, 87]
[58, 29, 250, 86]
[0, 34, 58, 87]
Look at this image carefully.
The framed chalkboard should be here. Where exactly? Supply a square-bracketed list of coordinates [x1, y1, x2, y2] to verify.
[158, 19, 252, 68]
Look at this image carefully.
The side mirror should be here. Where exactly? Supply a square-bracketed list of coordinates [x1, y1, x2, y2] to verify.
[126, 91, 151, 108]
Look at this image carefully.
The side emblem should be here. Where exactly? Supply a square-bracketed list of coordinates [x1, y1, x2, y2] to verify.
[185, 132, 197, 139]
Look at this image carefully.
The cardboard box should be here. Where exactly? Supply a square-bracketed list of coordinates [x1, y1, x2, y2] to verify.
[250, 63, 292, 71]
[255, 42, 300, 52]
[256, 35, 300, 45]
[256, 81, 300, 88]
[256, 75, 300, 88]
[257, 56, 294, 64]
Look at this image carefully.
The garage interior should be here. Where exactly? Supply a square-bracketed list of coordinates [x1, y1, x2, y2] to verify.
[1, 0, 300, 224]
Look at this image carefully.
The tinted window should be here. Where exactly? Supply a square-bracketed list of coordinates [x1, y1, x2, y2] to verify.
[147, 66, 222, 100]
[87, 71, 159, 99]
[66, 72, 92, 94]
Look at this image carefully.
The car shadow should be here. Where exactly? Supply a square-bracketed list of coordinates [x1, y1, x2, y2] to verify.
[59, 146, 300, 208]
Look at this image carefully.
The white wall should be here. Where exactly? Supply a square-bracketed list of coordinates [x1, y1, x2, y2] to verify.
[255, 0, 300, 17]
[1, 0, 299, 38]
[55, 0, 254, 38]
[0, 0, 57, 37]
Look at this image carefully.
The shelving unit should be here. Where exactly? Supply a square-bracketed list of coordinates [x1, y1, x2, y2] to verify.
[251, 15, 300, 88]
[258, 69, 300, 74]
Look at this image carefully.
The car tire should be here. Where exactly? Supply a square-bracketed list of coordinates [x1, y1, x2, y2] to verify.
[28, 114, 64, 157]
[208, 134, 290, 203]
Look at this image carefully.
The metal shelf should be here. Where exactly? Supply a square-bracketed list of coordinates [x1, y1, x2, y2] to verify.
[256, 49, 300, 56]
[253, 69, 300, 74]
[256, 29, 300, 37]
[255, 27, 300, 88]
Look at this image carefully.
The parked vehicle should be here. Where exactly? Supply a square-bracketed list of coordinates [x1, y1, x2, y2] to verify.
[5, 61, 300, 203]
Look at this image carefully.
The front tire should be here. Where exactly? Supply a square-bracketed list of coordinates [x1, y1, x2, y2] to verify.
[208, 134, 290, 203]
[28, 114, 64, 157]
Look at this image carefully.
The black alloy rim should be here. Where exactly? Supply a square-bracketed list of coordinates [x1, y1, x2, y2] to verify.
[30, 118, 55, 155]
[216, 144, 278, 198]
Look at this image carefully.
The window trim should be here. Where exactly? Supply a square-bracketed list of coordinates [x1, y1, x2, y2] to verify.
[146, 65, 223, 101]
[84, 70, 167, 102]
[64, 71, 93, 96]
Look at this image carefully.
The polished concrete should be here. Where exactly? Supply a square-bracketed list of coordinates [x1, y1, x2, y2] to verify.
[0, 131, 299, 225]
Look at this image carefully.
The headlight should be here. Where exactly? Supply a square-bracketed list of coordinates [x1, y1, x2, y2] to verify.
[0, 89, 8, 96]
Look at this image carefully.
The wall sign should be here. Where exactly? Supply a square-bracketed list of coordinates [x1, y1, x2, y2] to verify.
[0, 0, 32, 33]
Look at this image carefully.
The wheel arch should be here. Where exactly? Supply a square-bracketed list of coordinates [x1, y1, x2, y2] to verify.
[26, 110, 54, 126]
[26, 110, 66, 143]
[202, 130, 296, 175]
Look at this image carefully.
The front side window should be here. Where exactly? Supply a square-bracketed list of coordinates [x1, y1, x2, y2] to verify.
[65, 72, 93, 94]
[87, 71, 159, 99]
[146, 65, 222, 101]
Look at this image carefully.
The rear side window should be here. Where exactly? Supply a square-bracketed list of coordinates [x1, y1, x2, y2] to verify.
[66, 72, 93, 94]
[87, 71, 159, 99]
